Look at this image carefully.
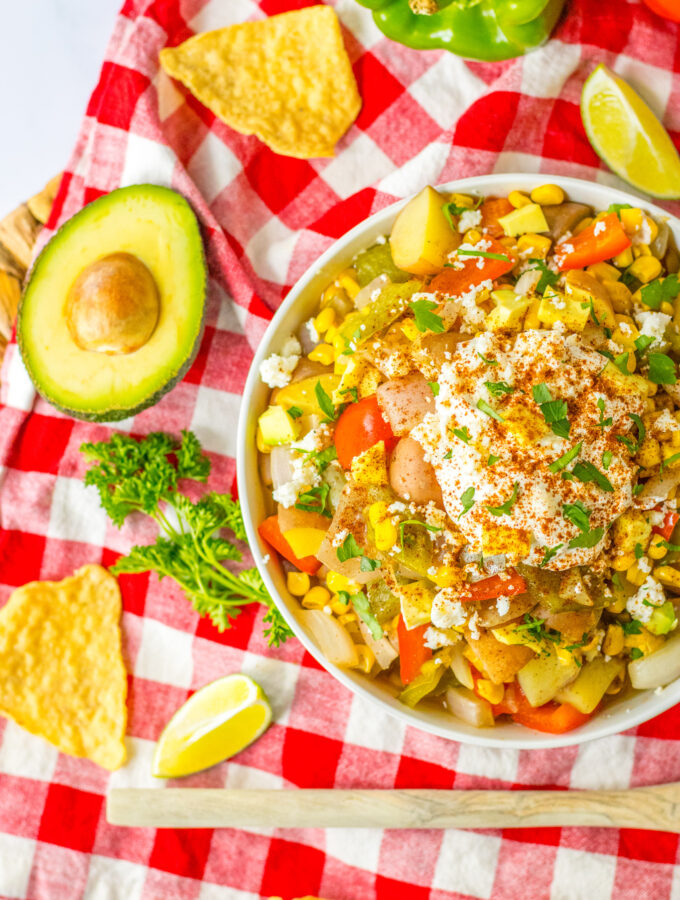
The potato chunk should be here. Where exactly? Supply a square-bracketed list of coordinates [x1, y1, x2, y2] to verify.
[389, 186, 460, 275]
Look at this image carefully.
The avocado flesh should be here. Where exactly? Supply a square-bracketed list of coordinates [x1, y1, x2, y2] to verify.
[18, 184, 206, 422]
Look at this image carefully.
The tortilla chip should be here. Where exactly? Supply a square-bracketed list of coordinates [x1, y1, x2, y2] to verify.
[159, 6, 361, 159]
[0, 564, 127, 770]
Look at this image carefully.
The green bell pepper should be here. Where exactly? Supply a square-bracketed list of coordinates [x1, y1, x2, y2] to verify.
[355, 0, 567, 62]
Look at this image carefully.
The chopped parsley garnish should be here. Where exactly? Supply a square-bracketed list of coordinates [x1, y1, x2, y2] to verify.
[485, 380, 515, 398]
[444, 449, 453, 459]
[539, 544, 563, 567]
[629, 647, 644, 660]
[640, 273, 679, 311]
[297, 444, 338, 474]
[528, 258, 559, 294]
[548, 441, 582, 474]
[607, 203, 632, 219]
[295, 483, 332, 517]
[441, 197, 482, 229]
[457, 249, 511, 262]
[315, 380, 336, 421]
[661, 451, 680, 472]
[613, 352, 631, 376]
[409, 298, 445, 333]
[459, 487, 476, 518]
[634, 542, 644, 559]
[486, 482, 520, 516]
[622, 620, 643, 635]
[532, 383, 570, 438]
[452, 426, 471, 443]
[634, 334, 655, 357]
[617, 413, 646, 456]
[661, 539, 680, 551]
[563, 500, 592, 533]
[487, 454, 500, 466]
[514, 614, 561, 645]
[596, 398, 612, 429]
[568, 527, 604, 550]
[344, 590, 383, 639]
[428, 381, 440, 397]
[337, 533, 379, 571]
[571, 460, 614, 493]
[477, 351, 499, 367]
[398, 519, 442, 548]
[477, 398, 505, 422]
[633, 483, 645, 496]
[287, 405, 303, 419]
[339, 386, 358, 404]
[602, 450, 613, 470]
[648, 352, 677, 385]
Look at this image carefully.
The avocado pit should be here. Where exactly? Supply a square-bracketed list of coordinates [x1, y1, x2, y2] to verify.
[65, 252, 160, 354]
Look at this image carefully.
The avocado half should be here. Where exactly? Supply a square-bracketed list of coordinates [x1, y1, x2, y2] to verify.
[18, 184, 207, 422]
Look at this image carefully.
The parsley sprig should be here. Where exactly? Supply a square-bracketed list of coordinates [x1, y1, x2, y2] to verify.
[528, 258, 559, 294]
[617, 413, 646, 456]
[640, 274, 679, 311]
[487, 482, 520, 516]
[81, 431, 291, 646]
[409, 298, 445, 333]
[532, 383, 570, 438]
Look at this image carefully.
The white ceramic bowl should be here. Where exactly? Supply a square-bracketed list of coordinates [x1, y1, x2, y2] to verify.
[237, 173, 680, 749]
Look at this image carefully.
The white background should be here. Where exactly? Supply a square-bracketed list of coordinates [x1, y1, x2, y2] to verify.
[0, 0, 120, 217]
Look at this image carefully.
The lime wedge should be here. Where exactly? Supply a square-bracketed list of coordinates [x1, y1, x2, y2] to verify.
[581, 63, 680, 199]
[152, 673, 272, 778]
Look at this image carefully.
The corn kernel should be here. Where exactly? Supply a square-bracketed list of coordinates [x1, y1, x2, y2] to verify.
[464, 228, 483, 244]
[661, 301, 675, 316]
[337, 612, 357, 626]
[626, 560, 649, 587]
[432, 565, 459, 588]
[308, 343, 335, 366]
[302, 586, 331, 609]
[524, 297, 541, 330]
[614, 248, 634, 268]
[608, 594, 627, 614]
[314, 307, 336, 334]
[327, 570, 360, 595]
[587, 262, 620, 282]
[606, 673, 625, 695]
[400, 320, 421, 342]
[476, 679, 505, 704]
[612, 552, 636, 571]
[603, 279, 632, 313]
[368, 501, 389, 528]
[603, 624, 624, 657]
[325, 325, 339, 344]
[633, 243, 652, 258]
[625, 352, 637, 373]
[374, 518, 398, 551]
[636, 436, 661, 468]
[287, 571, 311, 597]
[450, 192, 475, 209]
[628, 256, 662, 284]
[256, 426, 271, 454]
[645, 216, 659, 243]
[516, 233, 552, 258]
[653, 565, 680, 592]
[530, 183, 565, 206]
[649, 533, 669, 560]
[337, 270, 360, 299]
[573, 216, 593, 235]
[508, 190, 532, 208]
[354, 644, 375, 674]
[330, 595, 351, 615]
[620, 207, 644, 234]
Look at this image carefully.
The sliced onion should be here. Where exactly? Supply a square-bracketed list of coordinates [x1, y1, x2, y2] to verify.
[358, 620, 398, 670]
[636, 464, 680, 506]
[450, 643, 473, 690]
[445, 685, 494, 728]
[259, 452, 272, 487]
[299, 609, 359, 667]
[354, 274, 390, 309]
[270, 445, 295, 490]
[514, 269, 540, 295]
[652, 219, 670, 260]
[629, 631, 680, 690]
[297, 320, 318, 355]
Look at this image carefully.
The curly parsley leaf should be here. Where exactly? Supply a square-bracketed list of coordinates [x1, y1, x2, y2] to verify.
[409, 298, 445, 334]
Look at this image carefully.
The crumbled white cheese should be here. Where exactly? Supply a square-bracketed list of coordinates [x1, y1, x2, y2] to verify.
[431, 589, 467, 629]
[635, 311, 671, 346]
[272, 481, 300, 508]
[259, 335, 302, 388]
[593, 219, 606, 236]
[305, 318, 319, 344]
[495, 595, 510, 616]
[468, 610, 481, 641]
[457, 209, 482, 233]
[272, 448, 320, 508]
[423, 626, 459, 650]
[637, 556, 652, 575]
[332, 528, 349, 548]
[627, 576, 666, 623]
[388, 501, 408, 514]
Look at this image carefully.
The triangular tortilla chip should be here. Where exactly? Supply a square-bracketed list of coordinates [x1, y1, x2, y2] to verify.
[0, 564, 127, 770]
[159, 6, 361, 159]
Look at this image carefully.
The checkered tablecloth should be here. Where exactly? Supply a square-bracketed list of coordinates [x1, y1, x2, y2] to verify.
[2, 0, 680, 897]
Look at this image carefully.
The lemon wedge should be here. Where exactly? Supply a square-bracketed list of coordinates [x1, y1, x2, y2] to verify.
[152, 673, 272, 778]
[581, 63, 680, 199]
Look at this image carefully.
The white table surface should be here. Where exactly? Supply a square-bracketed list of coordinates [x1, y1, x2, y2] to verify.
[1, 0, 121, 217]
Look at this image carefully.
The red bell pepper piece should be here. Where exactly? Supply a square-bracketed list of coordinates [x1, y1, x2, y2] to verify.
[258, 515, 321, 576]
[493, 682, 592, 733]
[480, 197, 514, 238]
[334, 394, 398, 470]
[652, 509, 679, 542]
[397, 616, 432, 685]
[554, 212, 631, 271]
[460, 569, 527, 603]
[429, 236, 516, 298]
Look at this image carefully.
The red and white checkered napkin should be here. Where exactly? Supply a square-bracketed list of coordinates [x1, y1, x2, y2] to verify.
[2, 0, 680, 896]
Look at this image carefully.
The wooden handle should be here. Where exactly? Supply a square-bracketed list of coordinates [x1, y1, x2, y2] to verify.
[107, 784, 680, 831]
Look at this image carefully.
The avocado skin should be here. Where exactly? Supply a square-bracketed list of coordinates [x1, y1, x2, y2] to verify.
[17, 184, 207, 423]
